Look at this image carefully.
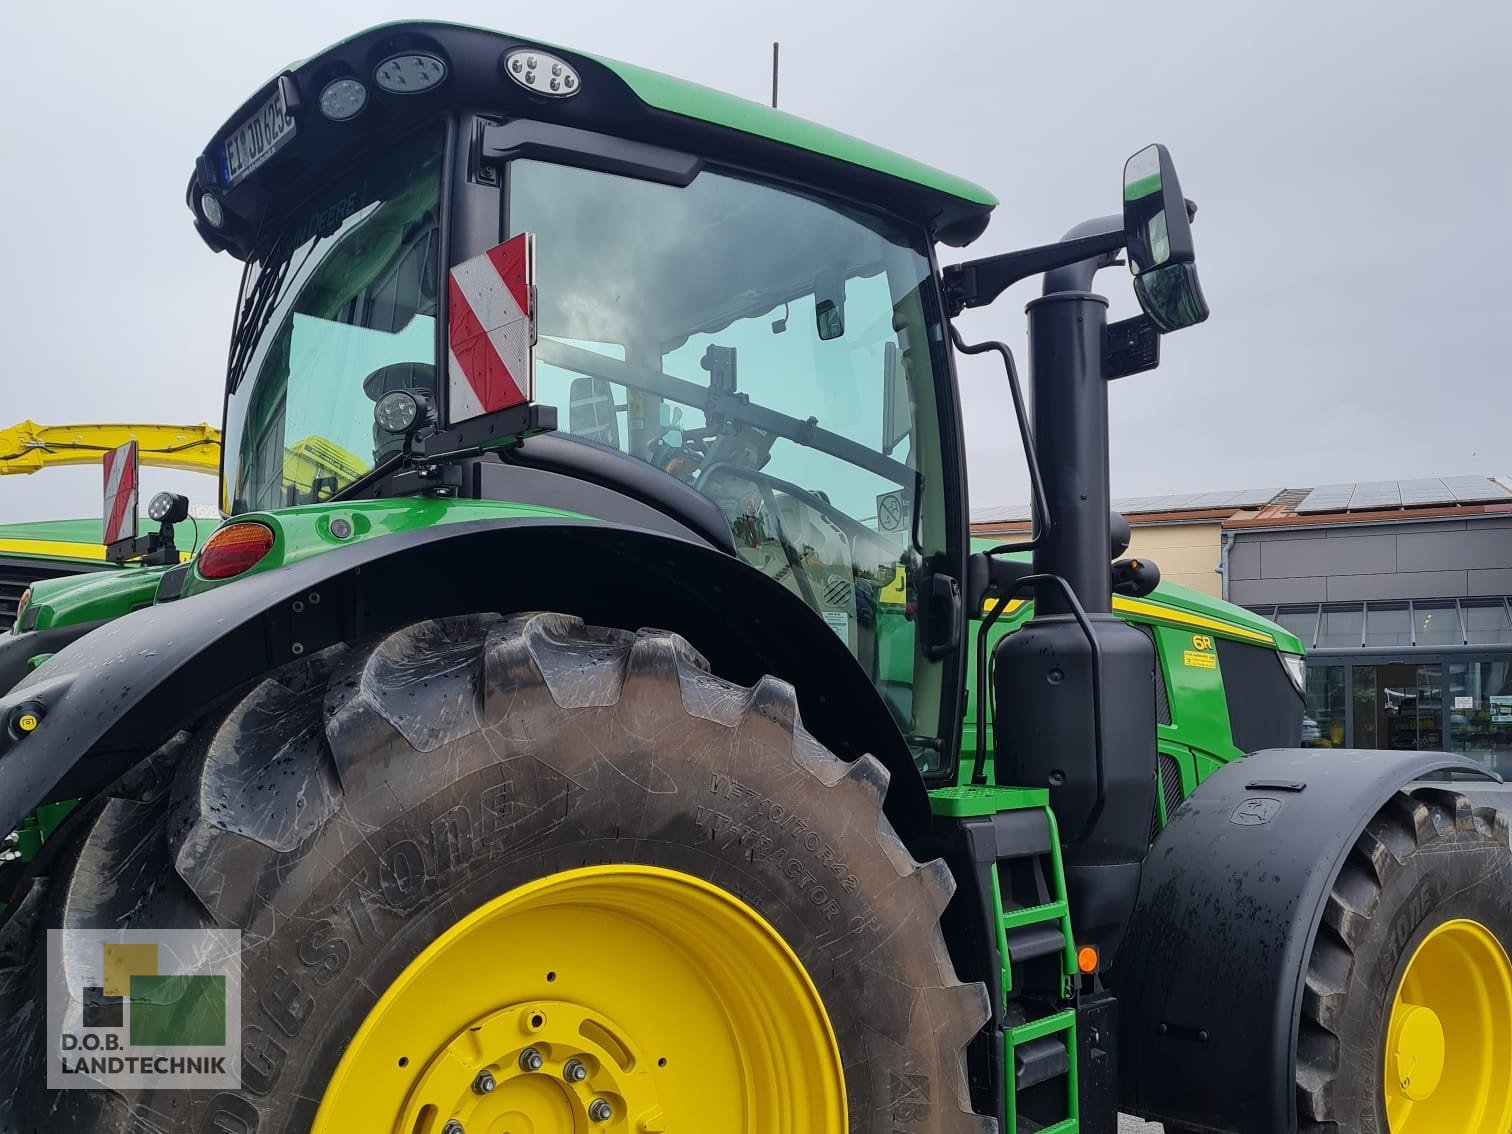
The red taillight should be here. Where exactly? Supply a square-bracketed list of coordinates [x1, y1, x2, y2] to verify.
[197, 522, 275, 580]
[13, 587, 31, 628]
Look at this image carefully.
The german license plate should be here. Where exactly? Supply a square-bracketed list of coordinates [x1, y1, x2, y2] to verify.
[221, 85, 295, 188]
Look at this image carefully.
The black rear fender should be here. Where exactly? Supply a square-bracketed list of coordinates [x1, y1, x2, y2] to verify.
[0, 519, 929, 841]
[1113, 746, 1485, 1133]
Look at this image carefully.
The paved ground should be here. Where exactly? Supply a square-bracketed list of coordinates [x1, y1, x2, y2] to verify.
[1118, 1116, 1163, 1133]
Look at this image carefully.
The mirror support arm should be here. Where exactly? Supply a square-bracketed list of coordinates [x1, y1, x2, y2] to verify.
[1042, 214, 1125, 294]
[942, 215, 1124, 315]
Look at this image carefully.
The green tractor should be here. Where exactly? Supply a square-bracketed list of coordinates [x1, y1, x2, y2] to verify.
[2, 23, 1508, 1134]
[0, 421, 220, 631]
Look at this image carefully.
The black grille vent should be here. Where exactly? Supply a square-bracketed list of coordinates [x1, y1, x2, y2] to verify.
[0, 557, 106, 631]
[1151, 751, 1186, 839]
[1159, 751, 1185, 820]
[1131, 623, 1172, 725]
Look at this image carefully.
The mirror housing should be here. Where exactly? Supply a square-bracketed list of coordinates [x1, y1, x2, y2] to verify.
[1110, 511, 1131, 559]
[568, 376, 621, 450]
[1123, 144, 1209, 333]
[1112, 556, 1161, 598]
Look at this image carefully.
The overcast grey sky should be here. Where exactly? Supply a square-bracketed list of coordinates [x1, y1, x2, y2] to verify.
[1, 0, 1507, 522]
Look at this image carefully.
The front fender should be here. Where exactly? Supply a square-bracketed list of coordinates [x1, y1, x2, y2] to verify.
[0, 518, 930, 842]
[1113, 746, 1484, 1133]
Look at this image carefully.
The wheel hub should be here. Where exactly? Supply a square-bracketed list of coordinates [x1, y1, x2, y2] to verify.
[312, 865, 845, 1133]
[404, 1001, 663, 1134]
[1388, 1003, 1445, 1102]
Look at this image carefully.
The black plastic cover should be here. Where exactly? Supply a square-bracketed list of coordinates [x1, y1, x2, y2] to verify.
[993, 613, 1157, 962]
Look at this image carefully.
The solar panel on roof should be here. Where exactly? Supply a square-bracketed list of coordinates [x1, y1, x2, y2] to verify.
[1151, 493, 1196, 510]
[1295, 485, 1355, 513]
[1348, 482, 1402, 510]
[1186, 491, 1239, 508]
[1398, 478, 1453, 506]
[970, 504, 1032, 523]
[1443, 476, 1510, 504]
[1231, 487, 1284, 507]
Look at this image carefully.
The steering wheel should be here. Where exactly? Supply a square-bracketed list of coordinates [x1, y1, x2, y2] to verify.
[696, 464, 821, 611]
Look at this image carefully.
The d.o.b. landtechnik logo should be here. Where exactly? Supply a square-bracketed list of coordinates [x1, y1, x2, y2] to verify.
[47, 928, 241, 1090]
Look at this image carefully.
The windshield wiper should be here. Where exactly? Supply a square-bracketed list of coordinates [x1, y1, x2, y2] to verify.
[226, 233, 326, 394]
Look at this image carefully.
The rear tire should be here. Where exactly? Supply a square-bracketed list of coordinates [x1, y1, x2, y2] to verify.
[1296, 787, 1512, 1133]
[1, 612, 990, 1134]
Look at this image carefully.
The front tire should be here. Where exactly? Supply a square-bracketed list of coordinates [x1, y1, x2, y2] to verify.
[1296, 787, 1512, 1133]
[2, 613, 989, 1134]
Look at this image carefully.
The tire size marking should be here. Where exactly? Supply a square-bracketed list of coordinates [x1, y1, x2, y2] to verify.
[700, 774, 861, 921]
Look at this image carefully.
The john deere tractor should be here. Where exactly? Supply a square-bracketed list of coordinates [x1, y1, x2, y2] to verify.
[1, 23, 1508, 1134]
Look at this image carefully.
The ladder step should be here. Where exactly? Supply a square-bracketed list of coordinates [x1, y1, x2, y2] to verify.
[1001, 899, 1067, 929]
[1025, 1120, 1078, 1134]
[1005, 922, 1067, 964]
[1014, 1033, 1071, 1090]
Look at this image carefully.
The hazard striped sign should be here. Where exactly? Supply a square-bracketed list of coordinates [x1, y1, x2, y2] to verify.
[102, 440, 139, 547]
[448, 233, 535, 423]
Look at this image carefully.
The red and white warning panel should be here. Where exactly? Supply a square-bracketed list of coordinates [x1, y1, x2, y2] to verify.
[448, 233, 536, 423]
[102, 440, 139, 548]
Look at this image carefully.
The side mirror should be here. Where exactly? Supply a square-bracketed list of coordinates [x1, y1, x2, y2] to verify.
[1110, 511, 1131, 559]
[568, 376, 621, 449]
[1123, 144, 1209, 333]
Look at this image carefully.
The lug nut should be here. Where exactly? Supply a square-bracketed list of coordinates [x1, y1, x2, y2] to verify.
[443, 1122, 464, 1134]
[472, 1069, 496, 1094]
[563, 1058, 588, 1082]
[588, 1098, 613, 1122]
[519, 1047, 544, 1072]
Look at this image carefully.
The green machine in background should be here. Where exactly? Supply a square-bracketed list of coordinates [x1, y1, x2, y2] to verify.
[0, 23, 1506, 1134]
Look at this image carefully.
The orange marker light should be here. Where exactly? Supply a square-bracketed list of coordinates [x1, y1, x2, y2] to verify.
[197, 522, 276, 580]
[1076, 945, 1100, 974]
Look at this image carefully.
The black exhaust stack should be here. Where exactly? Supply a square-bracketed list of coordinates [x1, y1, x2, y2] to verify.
[992, 220, 1158, 964]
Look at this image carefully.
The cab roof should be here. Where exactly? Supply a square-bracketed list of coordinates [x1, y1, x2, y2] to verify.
[193, 21, 997, 256]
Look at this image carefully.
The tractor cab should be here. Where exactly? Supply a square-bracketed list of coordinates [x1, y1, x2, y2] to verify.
[196, 24, 982, 768]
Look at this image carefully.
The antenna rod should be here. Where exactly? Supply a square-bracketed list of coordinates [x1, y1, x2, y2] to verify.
[771, 42, 779, 108]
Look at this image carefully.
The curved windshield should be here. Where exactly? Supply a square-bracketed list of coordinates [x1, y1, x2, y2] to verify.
[510, 160, 950, 746]
[221, 127, 443, 513]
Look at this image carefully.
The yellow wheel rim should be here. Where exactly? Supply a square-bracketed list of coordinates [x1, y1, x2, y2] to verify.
[1384, 918, 1512, 1133]
[313, 865, 846, 1134]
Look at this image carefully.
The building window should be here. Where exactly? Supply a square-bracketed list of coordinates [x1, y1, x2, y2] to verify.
[1256, 599, 1512, 649]
[1448, 660, 1512, 778]
[1364, 603, 1412, 647]
[1413, 601, 1462, 648]
[1304, 663, 1347, 748]
[1464, 599, 1512, 645]
[1317, 606, 1364, 650]
[1274, 605, 1320, 649]
[1354, 663, 1443, 751]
